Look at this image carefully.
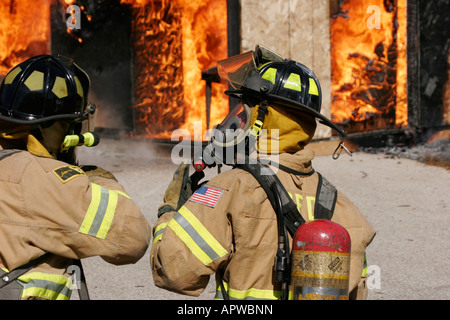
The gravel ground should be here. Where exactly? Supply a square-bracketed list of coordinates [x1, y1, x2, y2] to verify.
[74, 136, 450, 300]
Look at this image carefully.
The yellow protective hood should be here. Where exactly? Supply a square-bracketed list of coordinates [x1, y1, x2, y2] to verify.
[250, 104, 317, 154]
[0, 122, 53, 158]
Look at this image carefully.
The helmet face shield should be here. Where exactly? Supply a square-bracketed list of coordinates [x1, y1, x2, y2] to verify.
[217, 45, 285, 91]
[217, 51, 256, 90]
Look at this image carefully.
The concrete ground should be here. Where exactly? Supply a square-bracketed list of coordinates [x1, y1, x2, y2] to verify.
[74, 136, 450, 300]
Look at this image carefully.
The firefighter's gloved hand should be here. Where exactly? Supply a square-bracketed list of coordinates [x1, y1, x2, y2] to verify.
[81, 165, 118, 183]
[158, 161, 193, 217]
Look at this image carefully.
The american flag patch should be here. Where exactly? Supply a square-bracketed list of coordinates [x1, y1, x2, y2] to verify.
[189, 186, 223, 208]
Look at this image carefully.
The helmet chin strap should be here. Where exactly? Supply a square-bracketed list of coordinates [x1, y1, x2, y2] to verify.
[248, 100, 269, 139]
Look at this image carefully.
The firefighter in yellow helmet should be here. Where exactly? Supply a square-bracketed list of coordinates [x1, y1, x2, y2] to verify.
[0, 55, 151, 300]
[150, 45, 375, 300]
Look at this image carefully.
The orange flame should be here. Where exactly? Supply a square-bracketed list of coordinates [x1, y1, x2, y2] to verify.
[124, 0, 229, 141]
[330, 0, 407, 131]
[0, 0, 51, 78]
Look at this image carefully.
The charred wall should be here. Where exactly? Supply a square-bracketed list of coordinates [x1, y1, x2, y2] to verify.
[51, 0, 134, 131]
[407, 0, 450, 130]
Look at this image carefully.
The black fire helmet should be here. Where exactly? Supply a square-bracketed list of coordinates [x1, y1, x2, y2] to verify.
[0, 54, 90, 125]
[217, 45, 346, 138]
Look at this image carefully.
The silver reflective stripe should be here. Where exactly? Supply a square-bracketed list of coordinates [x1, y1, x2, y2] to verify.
[172, 211, 222, 262]
[21, 279, 72, 298]
[87, 186, 110, 236]
[153, 226, 165, 239]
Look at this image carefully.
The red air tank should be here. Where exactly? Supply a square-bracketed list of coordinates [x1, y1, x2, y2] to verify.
[290, 219, 351, 300]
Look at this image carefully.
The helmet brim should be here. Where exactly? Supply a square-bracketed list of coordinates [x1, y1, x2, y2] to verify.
[218, 46, 347, 138]
[0, 112, 88, 125]
[225, 88, 347, 138]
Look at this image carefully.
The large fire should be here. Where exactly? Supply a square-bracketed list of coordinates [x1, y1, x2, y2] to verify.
[123, 0, 229, 141]
[1, 0, 408, 139]
[0, 0, 51, 77]
[330, 0, 407, 132]
[0, 0, 228, 142]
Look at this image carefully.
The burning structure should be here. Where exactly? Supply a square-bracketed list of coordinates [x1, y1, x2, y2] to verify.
[0, 0, 448, 144]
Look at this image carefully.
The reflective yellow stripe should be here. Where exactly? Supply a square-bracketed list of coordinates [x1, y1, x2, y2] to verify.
[307, 196, 315, 221]
[24, 70, 44, 91]
[168, 206, 227, 265]
[153, 222, 167, 244]
[4, 67, 21, 84]
[284, 73, 302, 92]
[169, 218, 211, 264]
[52, 76, 68, 99]
[115, 190, 130, 199]
[79, 183, 121, 239]
[97, 190, 118, 239]
[18, 272, 73, 300]
[362, 252, 368, 277]
[215, 281, 283, 300]
[79, 183, 101, 234]
[74, 76, 84, 97]
[308, 77, 319, 95]
[261, 67, 277, 84]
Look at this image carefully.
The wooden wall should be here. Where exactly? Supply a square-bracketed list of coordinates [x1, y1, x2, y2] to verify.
[240, 0, 332, 138]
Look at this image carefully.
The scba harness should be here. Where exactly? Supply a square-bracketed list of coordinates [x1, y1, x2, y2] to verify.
[232, 159, 337, 300]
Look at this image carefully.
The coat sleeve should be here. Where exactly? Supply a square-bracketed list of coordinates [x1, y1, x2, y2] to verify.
[150, 179, 236, 296]
[21, 158, 151, 266]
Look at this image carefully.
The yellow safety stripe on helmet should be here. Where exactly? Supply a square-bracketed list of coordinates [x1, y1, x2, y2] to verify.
[74, 76, 84, 97]
[79, 183, 126, 239]
[168, 206, 228, 265]
[18, 272, 73, 300]
[215, 281, 287, 300]
[4, 67, 22, 84]
[153, 222, 167, 245]
[24, 70, 44, 91]
[308, 77, 319, 96]
[261, 67, 277, 85]
[284, 73, 302, 92]
[52, 76, 68, 99]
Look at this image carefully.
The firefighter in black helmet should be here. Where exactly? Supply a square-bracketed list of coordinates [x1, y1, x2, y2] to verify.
[0, 54, 97, 164]
[151, 45, 375, 300]
[198, 45, 349, 168]
[0, 55, 150, 300]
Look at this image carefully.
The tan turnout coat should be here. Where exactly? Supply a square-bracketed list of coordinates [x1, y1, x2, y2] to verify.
[0, 147, 151, 299]
[151, 149, 376, 299]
